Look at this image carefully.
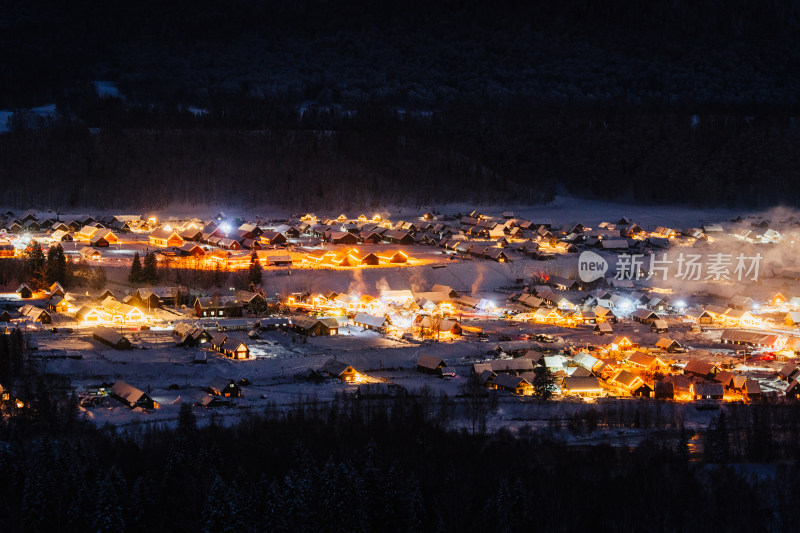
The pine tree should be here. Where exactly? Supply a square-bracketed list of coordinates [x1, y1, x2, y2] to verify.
[26, 239, 46, 275]
[22, 470, 53, 531]
[705, 412, 731, 463]
[28, 240, 49, 290]
[320, 461, 351, 531]
[532, 367, 557, 401]
[405, 474, 426, 533]
[66, 449, 92, 531]
[176, 403, 199, 461]
[129, 251, 143, 283]
[93, 467, 127, 533]
[9, 327, 26, 378]
[43, 244, 65, 286]
[142, 252, 158, 284]
[202, 474, 235, 533]
[54, 244, 67, 285]
[248, 248, 262, 286]
[46, 244, 58, 285]
[263, 480, 288, 531]
[212, 261, 224, 287]
[283, 469, 315, 530]
[131, 476, 156, 530]
[31, 263, 49, 291]
[247, 295, 268, 316]
[460, 373, 488, 435]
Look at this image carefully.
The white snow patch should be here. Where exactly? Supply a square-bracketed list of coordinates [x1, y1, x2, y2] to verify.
[0, 110, 12, 132]
[94, 81, 122, 99]
[187, 106, 209, 116]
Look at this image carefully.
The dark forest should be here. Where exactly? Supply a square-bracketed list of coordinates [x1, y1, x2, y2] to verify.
[2, 0, 800, 209]
[3, 390, 800, 533]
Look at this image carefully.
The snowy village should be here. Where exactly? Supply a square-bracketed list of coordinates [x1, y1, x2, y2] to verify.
[1, 202, 800, 435]
[7, 4, 800, 530]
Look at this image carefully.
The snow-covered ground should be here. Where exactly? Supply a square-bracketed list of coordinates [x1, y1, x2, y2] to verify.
[94, 80, 122, 99]
[6, 196, 797, 440]
[0, 103, 58, 133]
[31, 308, 786, 437]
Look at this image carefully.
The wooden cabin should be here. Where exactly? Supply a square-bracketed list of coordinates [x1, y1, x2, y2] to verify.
[208, 377, 243, 398]
[194, 296, 243, 318]
[16, 283, 33, 299]
[492, 374, 533, 396]
[323, 359, 358, 382]
[92, 326, 133, 350]
[111, 381, 158, 409]
[149, 227, 184, 248]
[690, 382, 724, 400]
[562, 376, 603, 397]
[416, 355, 448, 375]
[291, 316, 339, 336]
[210, 334, 250, 359]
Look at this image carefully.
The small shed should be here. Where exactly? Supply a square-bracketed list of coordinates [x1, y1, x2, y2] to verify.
[655, 338, 682, 353]
[16, 283, 33, 299]
[323, 359, 359, 382]
[685, 308, 713, 324]
[743, 380, 762, 401]
[778, 363, 800, 382]
[650, 319, 668, 333]
[93, 326, 133, 350]
[631, 308, 661, 325]
[593, 322, 613, 335]
[683, 360, 719, 379]
[417, 355, 448, 375]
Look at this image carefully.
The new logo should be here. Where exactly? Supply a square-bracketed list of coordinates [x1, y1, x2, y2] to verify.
[578, 250, 608, 283]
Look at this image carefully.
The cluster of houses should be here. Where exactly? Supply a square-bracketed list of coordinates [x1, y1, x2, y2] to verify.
[96, 376, 248, 411]
[303, 248, 408, 267]
[7, 208, 800, 412]
[73, 287, 185, 325]
[0, 209, 793, 278]
[507, 282, 673, 332]
[1, 282, 191, 329]
[408, 334, 772, 402]
[281, 283, 497, 338]
[0, 210, 144, 236]
[500, 274, 800, 352]
[0, 211, 145, 261]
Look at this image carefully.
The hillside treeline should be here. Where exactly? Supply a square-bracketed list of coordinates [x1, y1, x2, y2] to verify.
[2, 0, 800, 209]
[1, 107, 798, 209]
